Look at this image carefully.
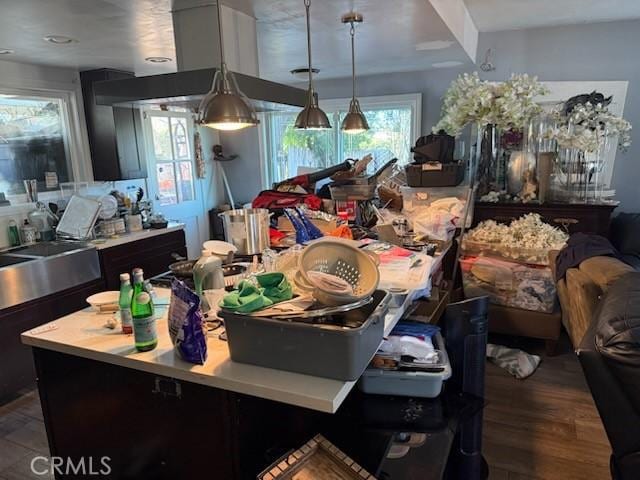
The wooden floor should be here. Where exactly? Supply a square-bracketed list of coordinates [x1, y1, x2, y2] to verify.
[0, 338, 610, 480]
[0, 390, 51, 480]
[484, 336, 611, 480]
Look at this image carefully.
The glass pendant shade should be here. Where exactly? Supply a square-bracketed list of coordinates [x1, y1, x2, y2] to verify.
[295, 0, 331, 130]
[341, 98, 369, 134]
[198, 0, 258, 131]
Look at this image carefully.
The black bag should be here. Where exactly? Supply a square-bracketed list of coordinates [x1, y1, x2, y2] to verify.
[411, 130, 455, 164]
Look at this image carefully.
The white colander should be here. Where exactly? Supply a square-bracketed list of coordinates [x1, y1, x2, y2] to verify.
[299, 240, 379, 304]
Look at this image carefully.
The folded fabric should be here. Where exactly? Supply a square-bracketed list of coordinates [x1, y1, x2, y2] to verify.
[390, 321, 440, 340]
[379, 335, 438, 363]
[486, 343, 541, 379]
[256, 272, 293, 303]
[221, 280, 273, 313]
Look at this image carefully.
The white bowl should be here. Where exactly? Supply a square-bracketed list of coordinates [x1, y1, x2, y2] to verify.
[86, 291, 120, 310]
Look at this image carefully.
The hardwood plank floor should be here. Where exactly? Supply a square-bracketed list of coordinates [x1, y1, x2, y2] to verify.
[484, 335, 611, 480]
[0, 336, 610, 480]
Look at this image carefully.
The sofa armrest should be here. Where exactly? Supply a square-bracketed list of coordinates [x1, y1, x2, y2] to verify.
[577, 327, 640, 460]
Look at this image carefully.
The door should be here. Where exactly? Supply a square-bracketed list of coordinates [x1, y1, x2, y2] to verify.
[143, 110, 207, 258]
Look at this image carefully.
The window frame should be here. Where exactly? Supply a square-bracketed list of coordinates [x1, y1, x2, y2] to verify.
[143, 109, 197, 207]
[260, 93, 422, 188]
[0, 86, 89, 203]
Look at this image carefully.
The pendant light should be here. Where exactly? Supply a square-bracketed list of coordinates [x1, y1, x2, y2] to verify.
[294, 0, 331, 130]
[341, 12, 368, 134]
[198, 1, 258, 131]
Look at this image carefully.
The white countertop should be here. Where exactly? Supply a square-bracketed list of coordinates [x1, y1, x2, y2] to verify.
[21, 288, 356, 414]
[21, 246, 446, 414]
[90, 222, 184, 250]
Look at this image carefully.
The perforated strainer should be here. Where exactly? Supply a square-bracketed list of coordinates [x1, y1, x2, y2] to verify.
[299, 240, 379, 304]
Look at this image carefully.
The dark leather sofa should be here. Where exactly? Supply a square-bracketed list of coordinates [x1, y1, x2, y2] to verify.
[610, 213, 640, 269]
[577, 272, 640, 479]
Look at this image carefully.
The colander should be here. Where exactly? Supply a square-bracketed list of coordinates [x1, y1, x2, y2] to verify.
[299, 240, 379, 305]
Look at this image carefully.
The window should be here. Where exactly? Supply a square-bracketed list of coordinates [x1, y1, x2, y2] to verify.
[0, 93, 74, 195]
[262, 94, 421, 186]
[146, 112, 195, 206]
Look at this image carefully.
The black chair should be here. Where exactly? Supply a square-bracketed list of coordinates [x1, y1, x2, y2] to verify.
[577, 272, 640, 479]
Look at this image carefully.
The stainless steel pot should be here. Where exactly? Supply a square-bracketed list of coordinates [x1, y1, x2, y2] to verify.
[218, 208, 270, 255]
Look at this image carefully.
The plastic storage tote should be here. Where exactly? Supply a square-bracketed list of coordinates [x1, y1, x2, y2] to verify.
[460, 255, 557, 313]
[400, 186, 474, 228]
[461, 238, 556, 266]
[221, 290, 391, 381]
[358, 333, 451, 398]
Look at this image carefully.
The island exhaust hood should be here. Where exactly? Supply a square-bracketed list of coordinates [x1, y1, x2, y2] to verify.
[93, 1, 306, 112]
[92, 68, 306, 112]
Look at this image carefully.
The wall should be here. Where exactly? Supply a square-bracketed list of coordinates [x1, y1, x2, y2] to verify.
[312, 19, 640, 212]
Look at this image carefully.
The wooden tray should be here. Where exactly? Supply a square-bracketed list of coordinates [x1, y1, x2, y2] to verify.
[258, 434, 376, 480]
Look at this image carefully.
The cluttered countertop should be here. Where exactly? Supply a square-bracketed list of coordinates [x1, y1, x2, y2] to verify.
[21, 269, 438, 413]
[21, 155, 459, 414]
[90, 222, 185, 250]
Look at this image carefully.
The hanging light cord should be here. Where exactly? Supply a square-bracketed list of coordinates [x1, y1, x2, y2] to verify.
[216, 0, 229, 92]
[350, 21, 356, 102]
[304, 0, 314, 92]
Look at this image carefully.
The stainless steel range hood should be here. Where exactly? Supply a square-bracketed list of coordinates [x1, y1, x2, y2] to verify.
[92, 68, 306, 112]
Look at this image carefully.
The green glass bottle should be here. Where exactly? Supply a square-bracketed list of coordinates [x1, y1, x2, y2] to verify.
[119, 273, 133, 334]
[131, 269, 157, 352]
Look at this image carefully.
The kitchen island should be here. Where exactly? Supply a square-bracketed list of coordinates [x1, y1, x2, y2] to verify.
[20, 281, 485, 480]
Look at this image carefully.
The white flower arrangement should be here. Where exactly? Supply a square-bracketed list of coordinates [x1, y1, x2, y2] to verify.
[466, 213, 568, 252]
[547, 102, 632, 153]
[434, 73, 549, 136]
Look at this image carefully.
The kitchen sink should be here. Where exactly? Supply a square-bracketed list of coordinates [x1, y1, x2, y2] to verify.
[9, 241, 87, 257]
[0, 255, 33, 268]
[0, 241, 100, 310]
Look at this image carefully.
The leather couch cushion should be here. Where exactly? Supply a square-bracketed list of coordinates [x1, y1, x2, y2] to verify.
[595, 272, 640, 409]
[610, 213, 640, 256]
[579, 256, 635, 291]
[564, 268, 602, 347]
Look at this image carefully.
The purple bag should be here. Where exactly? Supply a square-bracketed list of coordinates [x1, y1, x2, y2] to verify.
[168, 279, 207, 364]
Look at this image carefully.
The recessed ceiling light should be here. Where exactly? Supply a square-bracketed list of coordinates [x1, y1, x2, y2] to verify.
[415, 40, 455, 51]
[431, 61, 464, 69]
[145, 56, 172, 63]
[43, 35, 78, 45]
[0, 48, 14, 55]
[290, 67, 319, 80]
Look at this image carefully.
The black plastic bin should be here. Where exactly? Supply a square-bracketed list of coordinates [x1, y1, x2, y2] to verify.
[405, 162, 465, 187]
[221, 290, 391, 381]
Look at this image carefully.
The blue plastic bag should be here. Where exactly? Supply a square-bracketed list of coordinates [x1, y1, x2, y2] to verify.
[168, 279, 207, 364]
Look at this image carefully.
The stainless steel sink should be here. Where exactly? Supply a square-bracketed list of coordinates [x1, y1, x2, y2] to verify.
[0, 255, 33, 268]
[0, 241, 101, 310]
[8, 241, 88, 257]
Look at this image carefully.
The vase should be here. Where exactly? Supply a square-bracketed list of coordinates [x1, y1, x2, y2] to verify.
[475, 123, 501, 197]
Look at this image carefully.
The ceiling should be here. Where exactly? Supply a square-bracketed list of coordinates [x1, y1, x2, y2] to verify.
[464, 0, 640, 32]
[0, 0, 176, 75]
[1, 0, 639, 80]
[252, 0, 472, 83]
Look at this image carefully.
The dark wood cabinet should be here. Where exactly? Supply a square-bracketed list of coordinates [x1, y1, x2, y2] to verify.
[0, 279, 104, 404]
[472, 202, 617, 237]
[35, 349, 235, 479]
[98, 229, 187, 290]
[80, 69, 147, 181]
